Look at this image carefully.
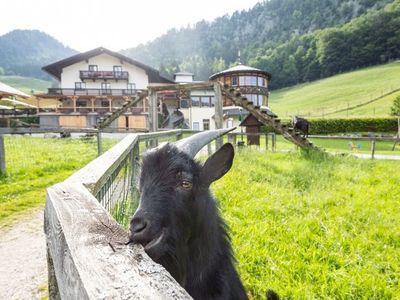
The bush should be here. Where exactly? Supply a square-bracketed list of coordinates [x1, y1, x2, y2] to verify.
[261, 117, 398, 134]
[307, 117, 398, 134]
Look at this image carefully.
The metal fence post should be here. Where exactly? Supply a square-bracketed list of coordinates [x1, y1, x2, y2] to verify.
[371, 140, 376, 159]
[0, 135, 5, 174]
[97, 131, 102, 156]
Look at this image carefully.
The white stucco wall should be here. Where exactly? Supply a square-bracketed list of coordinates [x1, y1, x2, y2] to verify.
[60, 53, 149, 89]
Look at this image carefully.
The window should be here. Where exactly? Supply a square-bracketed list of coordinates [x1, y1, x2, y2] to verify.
[101, 82, 111, 90]
[180, 99, 189, 108]
[89, 65, 98, 71]
[114, 66, 123, 78]
[201, 96, 210, 107]
[203, 119, 210, 131]
[101, 100, 109, 107]
[227, 118, 233, 128]
[232, 76, 238, 86]
[127, 83, 136, 90]
[210, 96, 215, 107]
[76, 100, 87, 107]
[191, 96, 200, 107]
[75, 82, 86, 90]
[193, 122, 200, 131]
[240, 76, 258, 86]
[258, 77, 265, 87]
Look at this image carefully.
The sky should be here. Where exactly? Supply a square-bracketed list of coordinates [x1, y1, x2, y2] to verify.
[1, 0, 261, 52]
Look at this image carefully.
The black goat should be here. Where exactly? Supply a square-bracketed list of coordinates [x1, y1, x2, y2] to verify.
[293, 116, 310, 138]
[129, 129, 278, 299]
[129, 129, 247, 299]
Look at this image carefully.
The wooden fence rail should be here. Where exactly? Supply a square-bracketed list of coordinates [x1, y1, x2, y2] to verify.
[45, 130, 192, 299]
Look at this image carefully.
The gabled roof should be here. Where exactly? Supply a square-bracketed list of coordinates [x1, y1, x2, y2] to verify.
[0, 81, 30, 98]
[42, 47, 173, 83]
[209, 63, 272, 80]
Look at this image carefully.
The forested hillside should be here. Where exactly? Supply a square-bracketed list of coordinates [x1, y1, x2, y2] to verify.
[0, 30, 77, 79]
[122, 0, 397, 88]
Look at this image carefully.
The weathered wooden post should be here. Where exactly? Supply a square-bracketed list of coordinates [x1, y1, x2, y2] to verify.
[371, 140, 376, 159]
[148, 89, 158, 148]
[272, 133, 276, 152]
[0, 135, 5, 174]
[213, 83, 223, 150]
[265, 133, 268, 151]
[97, 130, 102, 156]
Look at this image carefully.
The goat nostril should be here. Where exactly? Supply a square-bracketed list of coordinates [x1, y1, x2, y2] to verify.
[131, 218, 148, 234]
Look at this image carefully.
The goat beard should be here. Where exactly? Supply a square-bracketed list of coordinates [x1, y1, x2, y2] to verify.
[147, 233, 189, 287]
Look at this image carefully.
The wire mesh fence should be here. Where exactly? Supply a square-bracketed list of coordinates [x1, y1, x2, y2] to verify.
[95, 142, 140, 228]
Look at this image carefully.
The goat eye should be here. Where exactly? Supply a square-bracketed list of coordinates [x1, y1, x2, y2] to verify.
[180, 180, 193, 190]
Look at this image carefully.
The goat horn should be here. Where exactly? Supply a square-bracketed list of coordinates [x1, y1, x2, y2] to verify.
[174, 127, 236, 157]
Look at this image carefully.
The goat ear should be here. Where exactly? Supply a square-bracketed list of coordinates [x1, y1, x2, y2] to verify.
[201, 143, 234, 186]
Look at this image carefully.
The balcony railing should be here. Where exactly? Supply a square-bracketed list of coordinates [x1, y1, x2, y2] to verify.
[55, 106, 147, 115]
[47, 88, 140, 96]
[79, 70, 129, 80]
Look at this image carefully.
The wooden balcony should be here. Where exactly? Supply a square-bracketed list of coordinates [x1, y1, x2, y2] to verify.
[79, 70, 129, 81]
[56, 106, 147, 115]
[47, 88, 140, 96]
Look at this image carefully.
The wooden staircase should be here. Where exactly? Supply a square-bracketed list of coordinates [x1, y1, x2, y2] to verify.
[220, 83, 318, 150]
[95, 90, 149, 130]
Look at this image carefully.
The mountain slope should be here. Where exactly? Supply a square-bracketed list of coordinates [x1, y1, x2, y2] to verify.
[0, 30, 78, 79]
[269, 61, 400, 118]
[121, 0, 393, 83]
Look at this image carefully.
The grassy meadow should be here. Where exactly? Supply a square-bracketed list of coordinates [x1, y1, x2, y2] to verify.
[0, 75, 52, 94]
[0, 135, 117, 226]
[214, 150, 400, 299]
[269, 61, 400, 118]
[1, 135, 399, 298]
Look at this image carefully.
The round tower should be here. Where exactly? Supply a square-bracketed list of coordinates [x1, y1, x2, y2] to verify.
[209, 63, 271, 107]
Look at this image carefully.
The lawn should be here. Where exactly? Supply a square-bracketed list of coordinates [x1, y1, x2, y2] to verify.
[269, 61, 400, 118]
[214, 149, 400, 299]
[0, 135, 117, 227]
[1, 135, 399, 299]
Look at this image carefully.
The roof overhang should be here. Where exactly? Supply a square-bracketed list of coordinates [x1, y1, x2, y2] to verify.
[42, 47, 173, 84]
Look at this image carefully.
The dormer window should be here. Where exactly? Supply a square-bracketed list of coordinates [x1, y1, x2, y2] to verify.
[89, 65, 98, 72]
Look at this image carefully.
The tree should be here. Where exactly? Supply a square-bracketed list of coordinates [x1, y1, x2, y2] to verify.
[390, 95, 400, 148]
[390, 95, 400, 117]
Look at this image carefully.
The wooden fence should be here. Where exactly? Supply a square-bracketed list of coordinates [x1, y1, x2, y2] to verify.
[44, 129, 192, 299]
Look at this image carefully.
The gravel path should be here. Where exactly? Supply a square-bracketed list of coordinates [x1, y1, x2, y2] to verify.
[0, 208, 47, 300]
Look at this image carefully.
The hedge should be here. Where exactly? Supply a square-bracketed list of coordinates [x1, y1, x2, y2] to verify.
[262, 117, 399, 134]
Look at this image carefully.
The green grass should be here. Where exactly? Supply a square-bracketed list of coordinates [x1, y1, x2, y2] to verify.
[0, 75, 52, 94]
[269, 61, 400, 118]
[231, 134, 400, 156]
[214, 150, 400, 299]
[0, 136, 117, 226]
